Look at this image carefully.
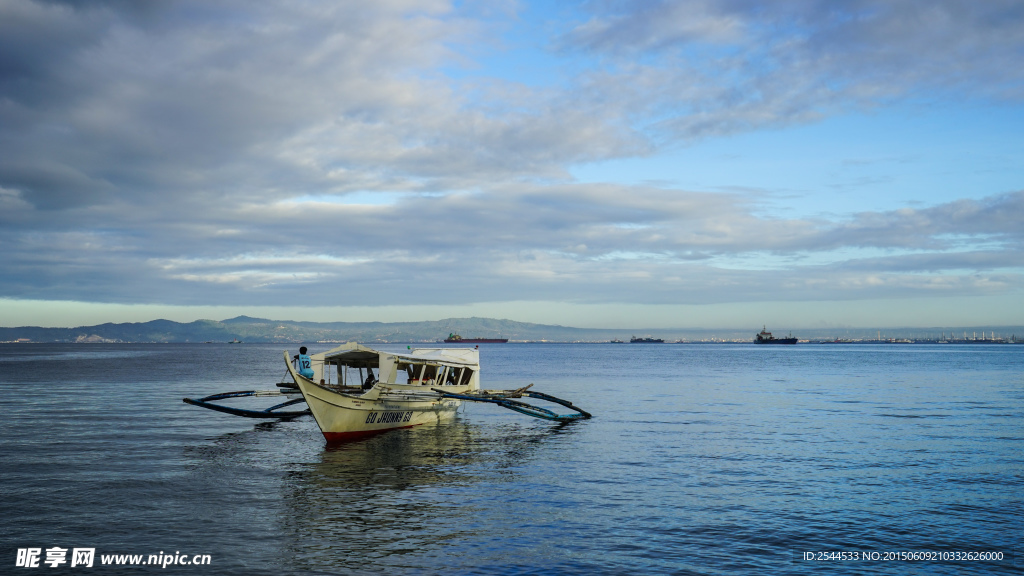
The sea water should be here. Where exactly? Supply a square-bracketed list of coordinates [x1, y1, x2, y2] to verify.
[0, 343, 1021, 575]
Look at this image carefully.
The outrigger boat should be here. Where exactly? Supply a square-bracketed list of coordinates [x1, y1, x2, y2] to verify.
[184, 342, 591, 442]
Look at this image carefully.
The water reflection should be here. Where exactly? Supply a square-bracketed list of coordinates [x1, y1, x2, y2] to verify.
[277, 420, 583, 573]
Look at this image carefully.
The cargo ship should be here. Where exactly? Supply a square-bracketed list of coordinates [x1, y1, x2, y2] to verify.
[444, 332, 508, 344]
[754, 326, 797, 344]
[630, 336, 664, 343]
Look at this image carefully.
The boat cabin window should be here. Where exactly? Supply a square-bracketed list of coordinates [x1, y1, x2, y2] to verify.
[396, 362, 440, 385]
[325, 362, 378, 389]
[392, 362, 473, 386]
[431, 365, 473, 386]
[447, 367, 473, 386]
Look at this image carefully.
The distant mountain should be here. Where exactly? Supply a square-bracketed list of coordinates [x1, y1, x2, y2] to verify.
[0, 319, 240, 343]
[0, 316, 605, 343]
[1, 317, 1022, 344]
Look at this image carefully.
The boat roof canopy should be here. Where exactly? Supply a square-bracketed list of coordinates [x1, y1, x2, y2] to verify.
[314, 342, 480, 368]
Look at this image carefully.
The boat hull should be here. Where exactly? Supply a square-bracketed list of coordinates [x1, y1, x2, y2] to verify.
[300, 382, 463, 442]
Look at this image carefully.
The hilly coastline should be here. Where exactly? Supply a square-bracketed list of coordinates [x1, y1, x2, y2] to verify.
[1, 316, 1022, 344]
[0, 316, 587, 344]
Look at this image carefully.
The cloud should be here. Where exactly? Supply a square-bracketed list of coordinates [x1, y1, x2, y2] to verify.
[0, 0, 647, 215]
[2, 178, 1020, 306]
[560, 0, 1024, 140]
[817, 192, 1024, 251]
[6, 0, 1021, 211]
[0, 0, 1021, 315]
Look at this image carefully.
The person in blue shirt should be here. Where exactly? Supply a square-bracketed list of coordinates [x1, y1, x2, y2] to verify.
[293, 346, 315, 380]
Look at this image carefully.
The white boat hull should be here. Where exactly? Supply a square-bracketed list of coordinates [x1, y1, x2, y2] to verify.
[299, 382, 463, 442]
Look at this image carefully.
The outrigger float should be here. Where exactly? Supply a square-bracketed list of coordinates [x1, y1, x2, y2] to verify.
[183, 342, 591, 442]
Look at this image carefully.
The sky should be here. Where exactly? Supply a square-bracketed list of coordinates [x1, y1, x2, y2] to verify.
[1, 0, 1023, 329]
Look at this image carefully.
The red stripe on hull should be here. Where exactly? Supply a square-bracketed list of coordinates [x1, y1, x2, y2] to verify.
[322, 424, 418, 443]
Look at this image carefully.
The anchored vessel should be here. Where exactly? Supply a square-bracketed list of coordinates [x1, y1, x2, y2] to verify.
[754, 326, 797, 345]
[443, 332, 508, 344]
[185, 342, 590, 443]
[630, 336, 665, 343]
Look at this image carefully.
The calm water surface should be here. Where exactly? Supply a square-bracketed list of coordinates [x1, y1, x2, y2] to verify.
[1, 343, 1021, 575]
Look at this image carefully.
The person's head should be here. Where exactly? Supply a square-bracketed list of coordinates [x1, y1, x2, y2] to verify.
[300, 346, 307, 354]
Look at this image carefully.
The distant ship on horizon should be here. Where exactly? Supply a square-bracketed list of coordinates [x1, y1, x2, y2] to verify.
[754, 326, 797, 345]
[444, 332, 508, 344]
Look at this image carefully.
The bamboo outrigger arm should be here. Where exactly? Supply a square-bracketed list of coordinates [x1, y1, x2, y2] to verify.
[431, 386, 592, 422]
[183, 390, 311, 419]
